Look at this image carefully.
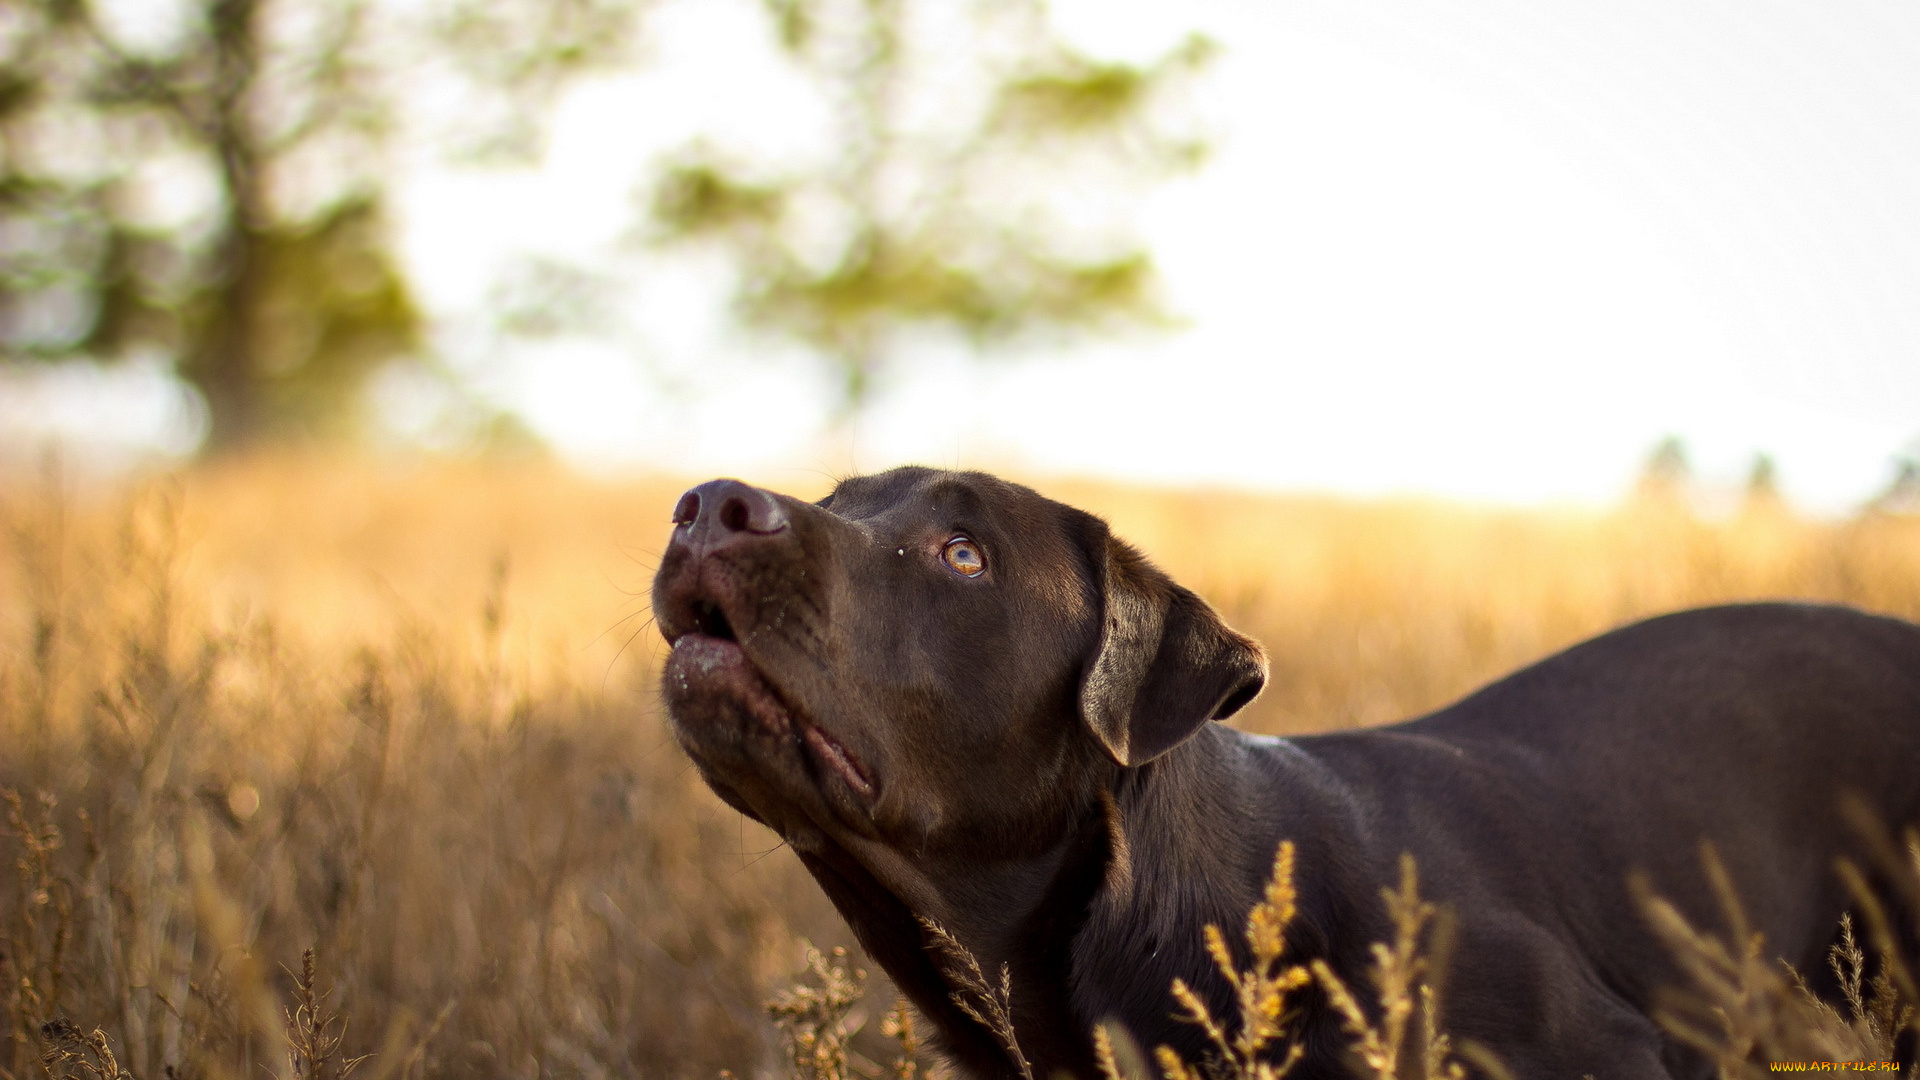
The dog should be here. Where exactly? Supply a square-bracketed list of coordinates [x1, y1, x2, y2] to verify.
[651, 467, 1920, 1079]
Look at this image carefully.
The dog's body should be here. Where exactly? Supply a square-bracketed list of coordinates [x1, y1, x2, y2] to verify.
[651, 468, 1920, 1079]
[1111, 604, 1920, 1077]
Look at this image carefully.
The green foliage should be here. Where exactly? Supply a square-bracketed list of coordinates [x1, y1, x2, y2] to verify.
[215, 198, 424, 439]
[0, 0, 648, 451]
[433, 0, 653, 162]
[0, 0, 420, 448]
[994, 32, 1214, 163]
[648, 0, 1212, 412]
[653, 160, 787, 239]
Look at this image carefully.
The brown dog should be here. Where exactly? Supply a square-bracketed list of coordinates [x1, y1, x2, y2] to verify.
[651, 467, 1920, 1079]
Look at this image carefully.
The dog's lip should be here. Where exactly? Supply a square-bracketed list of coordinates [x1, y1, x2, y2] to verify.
[665, 632, 877, 802]
[801, 724, 876, 799]
[666, 633, 792, 735]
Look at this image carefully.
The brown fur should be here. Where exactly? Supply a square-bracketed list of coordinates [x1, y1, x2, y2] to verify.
[653, 468, 1920, 1079]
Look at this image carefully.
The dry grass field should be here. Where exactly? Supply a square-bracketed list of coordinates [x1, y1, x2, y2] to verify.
[3, 456, 1919, 1079]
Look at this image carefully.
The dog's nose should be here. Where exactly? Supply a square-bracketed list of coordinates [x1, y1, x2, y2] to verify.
[671, 479, 789, 552]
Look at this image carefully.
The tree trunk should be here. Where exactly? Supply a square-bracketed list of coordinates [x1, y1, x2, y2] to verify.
[197, 219, 265, 452]
[194, 0, 268, 455]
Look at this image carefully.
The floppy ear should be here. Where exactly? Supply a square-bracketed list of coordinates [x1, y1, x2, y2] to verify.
[1075, 516, 1268, 767]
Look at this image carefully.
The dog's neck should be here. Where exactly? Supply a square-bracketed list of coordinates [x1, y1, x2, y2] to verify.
[807, 725, 1379, 1079]
[1066, 725, 1380, 1069]
[797, 795, 1113, 1079]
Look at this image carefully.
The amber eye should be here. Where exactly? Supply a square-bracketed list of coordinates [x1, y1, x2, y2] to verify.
[942, 536, 986, 578]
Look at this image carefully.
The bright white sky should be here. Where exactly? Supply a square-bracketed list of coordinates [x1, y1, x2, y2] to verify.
[10, 0, 1920, 510]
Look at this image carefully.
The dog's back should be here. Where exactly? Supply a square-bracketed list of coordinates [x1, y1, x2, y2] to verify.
[1285, 603, 1920, 1071]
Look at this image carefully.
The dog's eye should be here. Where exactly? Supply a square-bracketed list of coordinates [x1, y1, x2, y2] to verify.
[942, 537, 985, 578]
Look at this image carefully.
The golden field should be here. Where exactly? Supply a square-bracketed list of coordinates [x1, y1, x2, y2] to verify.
[3, 456, 1919, 1079]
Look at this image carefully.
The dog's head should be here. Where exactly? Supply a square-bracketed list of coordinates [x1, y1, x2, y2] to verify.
[652, 467, 1267, 861]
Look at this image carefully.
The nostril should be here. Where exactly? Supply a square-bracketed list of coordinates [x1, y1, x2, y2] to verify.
[676, 479, 789, 541]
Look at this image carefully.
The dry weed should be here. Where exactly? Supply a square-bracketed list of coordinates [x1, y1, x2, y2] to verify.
[766, 944, 867, 1080]
[37, 1017, 133, 1080]
[921, 918, 1034, 1080]
[756, 946, 934, 1080]
[1308, 855, 1467, 1080]
[1085, 843, 1477, 1080]
[1637, 843, 1920, 1079]
[4, 457, 1920, 1077]
[284, 949, 368, 1080]
[0, 461, 843, 1077]
[1152, 841, 1311, 1080]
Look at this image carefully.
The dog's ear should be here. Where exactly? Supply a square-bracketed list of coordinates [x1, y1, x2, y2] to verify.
[1073, 514, 1268, 767]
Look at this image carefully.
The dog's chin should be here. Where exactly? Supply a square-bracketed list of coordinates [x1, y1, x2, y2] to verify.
[662, 634, 879, 817]
[663, 633, 793, 736]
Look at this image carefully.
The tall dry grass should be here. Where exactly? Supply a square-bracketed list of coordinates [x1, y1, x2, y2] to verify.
[2, 455, 1918, 1078]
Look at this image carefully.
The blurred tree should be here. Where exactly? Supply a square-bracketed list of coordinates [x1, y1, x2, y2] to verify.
[1869, 456, 1920, 516]
[434, 0, 656, 164]
[647, 0, 1212, 411]
[1633, 435, 1693, 507]
[1635, 432, 1697, 511]
[1739, 452, 1786, 518]
[1742, 452, 1778, 498]
[0, 0, 647, 452]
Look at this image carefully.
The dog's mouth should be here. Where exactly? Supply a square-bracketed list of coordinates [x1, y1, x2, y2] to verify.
[687, 598, 735, 641]
[663, 621, 877, 804]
